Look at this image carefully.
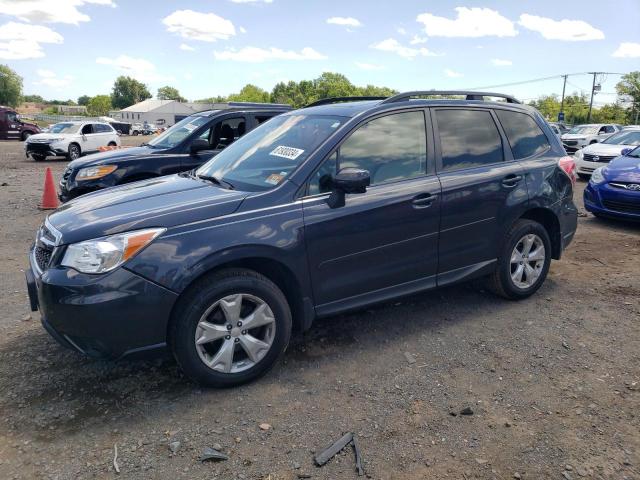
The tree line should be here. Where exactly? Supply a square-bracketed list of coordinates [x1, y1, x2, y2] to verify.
[2, 63, 639, 125]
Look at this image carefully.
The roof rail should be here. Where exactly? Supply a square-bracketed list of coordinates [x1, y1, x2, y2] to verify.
[224, 101, 292, 109]
[305, 96, 388, 108]
[380, 91, 521, 105]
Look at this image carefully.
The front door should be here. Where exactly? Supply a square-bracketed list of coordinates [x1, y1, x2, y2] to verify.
[432, 107, 528, 283]
[182, 115, 247, 171]
[302, 110, 441, 314]
[4, 111, 21, 140]
[80, 124, 100, 152]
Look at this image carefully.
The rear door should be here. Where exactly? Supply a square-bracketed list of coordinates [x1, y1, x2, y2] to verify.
[302, 110, 441, 313]
[181, 114, 248, 171]
[433, 107, 528, 284]
[94, 123, 114, 147]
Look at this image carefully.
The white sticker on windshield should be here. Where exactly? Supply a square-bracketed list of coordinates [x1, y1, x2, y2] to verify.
[183, 123, 198, 132]
[331, 122, 340, 128]
[270, 145, 304, 160]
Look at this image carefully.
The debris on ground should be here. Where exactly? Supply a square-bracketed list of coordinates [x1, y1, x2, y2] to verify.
[460, 406, 474, 415]
[314, 432, 365, 476]
[168, 441, 181, 454]
[259, 423, 271, 431]
[404, 352, 416, 364]
[199, 447, 229, 462]
[113, 444, 120, 474]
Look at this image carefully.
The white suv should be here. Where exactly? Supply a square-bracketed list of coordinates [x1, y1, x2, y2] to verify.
[574, 127, 640, 178]
[25, 121, 121, 161]
[560, 123, 622, 153]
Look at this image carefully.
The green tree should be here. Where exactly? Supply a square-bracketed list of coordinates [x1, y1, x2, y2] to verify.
[313, 72, 357, 100]
[87, 95, 112, 116]
[0, 64, 23, 107]
[194, 95, 227, 103]
[111, 76, 151, 109]
[616, 71, 640, 124]
[591, 103, 628, 124]
[528, 94, 561, 120]
[157, 86, 186, 102]
[227, 84, 270, 103]
[77, 95, 92, 106]
[23, 94, 45, 103]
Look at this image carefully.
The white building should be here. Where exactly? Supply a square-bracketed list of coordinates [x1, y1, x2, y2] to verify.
[111, 99, 218, 127]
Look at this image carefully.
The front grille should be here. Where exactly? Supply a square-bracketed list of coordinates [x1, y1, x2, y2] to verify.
[27, 143, 51, 154]
[564, 140, 578, 146]
[583, 154, 615, 163]
[603, 199, 640, 214]
[34, 245, 53, 271]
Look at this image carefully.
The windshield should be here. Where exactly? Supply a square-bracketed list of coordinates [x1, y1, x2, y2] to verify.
[627, 146, 640, 158]
[50, 123, 80, 134]
[147, 115, 209, 149]
[568, 125, 598, 135]
[197, 114, 346, 191]
[602, 130, 640, 146]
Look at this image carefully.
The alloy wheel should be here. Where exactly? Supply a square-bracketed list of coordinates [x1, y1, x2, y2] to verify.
[510, 234, 546, 289]
[194, 293, 276, 373]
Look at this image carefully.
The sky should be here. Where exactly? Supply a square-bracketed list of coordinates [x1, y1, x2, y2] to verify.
[1, 0, 639, 106]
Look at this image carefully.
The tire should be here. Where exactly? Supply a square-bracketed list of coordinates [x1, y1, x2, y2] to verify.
[67, 143, 81, 160]
[486, 219, 552, 300]
[577, 173, 590, 181]
[22, 131, 32, 141]
[31, 154, 46, 162]
[108, 141, 117, 147]
[132, 131, 139, 136]
[170, 268, 292, 388]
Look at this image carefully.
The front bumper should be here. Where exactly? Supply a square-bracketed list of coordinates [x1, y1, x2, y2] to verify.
[562, 140, 586, 153]
[25, 143, 67, 158]
[26, 249, 179, 358]
[584, 182, 640, 221]
[574, 156, 609, 175]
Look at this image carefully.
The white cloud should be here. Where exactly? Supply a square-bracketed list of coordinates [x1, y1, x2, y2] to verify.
[0, 22, 63, 59]
[612, 42, 640, 58]
[410, 35, 428, 45]
[179, 43, 195, 51]
[444, 69, 463, 78]
[518, 14, 604, 41]
[96, 55, 173, 82]
[491, 58, 512, 66]
[162, 10, 236, 42]
[355, 62, 384, 71]
[397, 27, 407, 35]
[239, 26, 247, 34]
[34, 69, 73, 88]
[327, 17, 362, 28]
[0, 0, 115, 26]
[214, 46, 327, 62]
[417, 7, 517, 38]
[371, 38, 439, 59]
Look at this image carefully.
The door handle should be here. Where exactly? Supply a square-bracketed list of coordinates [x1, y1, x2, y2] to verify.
[412, 192, 437, 208]
[501, 174, 523, 188]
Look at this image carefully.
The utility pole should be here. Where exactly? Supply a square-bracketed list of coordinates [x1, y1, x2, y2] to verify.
[559, 74, 568, 122]
[587, 72, 598, 122]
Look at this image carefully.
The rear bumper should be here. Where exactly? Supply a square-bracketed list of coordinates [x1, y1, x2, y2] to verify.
[27, 251, 179, 359]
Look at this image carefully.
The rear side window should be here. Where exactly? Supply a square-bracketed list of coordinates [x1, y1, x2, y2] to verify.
[496, 110, 550, 159]
[436, 109, 503, 171]
[95, 124, 112, 133]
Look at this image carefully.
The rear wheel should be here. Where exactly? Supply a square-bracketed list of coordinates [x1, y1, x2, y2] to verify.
[486, 219, 552, 300]
[108, 141, 117, 147]
[67, 143, 81, 160]
[170, 268, 292, 387]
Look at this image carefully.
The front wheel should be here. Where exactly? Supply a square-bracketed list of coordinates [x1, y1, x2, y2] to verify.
[486, 219, 552, 300]
[67, 143, 81, 160]
[170, 268, 292, 387]
[108, 141, 117, 147]
[22, 131, 32, 141]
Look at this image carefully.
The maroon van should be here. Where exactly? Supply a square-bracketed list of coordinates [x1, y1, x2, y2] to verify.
[0, 106, 41, 140]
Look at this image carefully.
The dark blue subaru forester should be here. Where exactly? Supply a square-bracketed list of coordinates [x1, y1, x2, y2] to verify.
[26, 92, 578, 387]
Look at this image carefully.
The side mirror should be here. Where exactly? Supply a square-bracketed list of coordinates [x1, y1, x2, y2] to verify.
[190, 138, 210, 155]
[327, 167, 370, 209]
[621, 148, 633, 156]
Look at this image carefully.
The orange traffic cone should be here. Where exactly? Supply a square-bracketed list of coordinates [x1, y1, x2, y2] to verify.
[39, 167, 59, 210]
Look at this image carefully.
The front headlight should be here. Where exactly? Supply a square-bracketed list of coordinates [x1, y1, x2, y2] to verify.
[590, 167, 606, 184]
[76, 165, 117, 181]
[47, 137, 65, 143]
[61, 228, 165, 274]
[574, 149, 584, 160]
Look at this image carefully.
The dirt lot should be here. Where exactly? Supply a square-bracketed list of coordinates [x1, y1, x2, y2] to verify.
[0, 137, 638, 480]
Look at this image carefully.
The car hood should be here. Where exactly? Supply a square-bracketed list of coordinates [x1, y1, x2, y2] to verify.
[28, 132, 76, 142]
[48, 174, 247, 245]
[580, 143, 634, 156]
[604, 155, 640, 183]
[67, 146, 155, 169]
[561, 133, 590, 140]
[22, 121, 40, 131]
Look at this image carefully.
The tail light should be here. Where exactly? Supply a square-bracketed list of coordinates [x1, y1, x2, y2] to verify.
[558, 155, 576, 186]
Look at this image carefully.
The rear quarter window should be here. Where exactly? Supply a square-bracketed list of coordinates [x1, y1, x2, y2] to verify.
[495, 110, 550, 159]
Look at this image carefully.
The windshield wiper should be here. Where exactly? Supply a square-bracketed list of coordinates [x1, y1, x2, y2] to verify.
[140, 142, 156, 148]
[198, 174, 235, 190]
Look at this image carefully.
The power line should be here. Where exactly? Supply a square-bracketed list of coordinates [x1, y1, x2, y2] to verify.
[465, 71, 627, 91]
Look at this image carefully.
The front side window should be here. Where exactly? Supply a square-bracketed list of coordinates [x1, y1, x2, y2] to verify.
[7, 112, 17, 122]
[496, 110, 550, 159]
[197, 117, 247, 150]
[436, 109, 504, 171]
[197, 114, 345, 192]
[148, 115, 209, 149]
[81, 124, 93, 134]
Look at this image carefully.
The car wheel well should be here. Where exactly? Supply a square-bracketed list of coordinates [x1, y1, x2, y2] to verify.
[519, 208, 561, 259]
[171, 257, 307, 335]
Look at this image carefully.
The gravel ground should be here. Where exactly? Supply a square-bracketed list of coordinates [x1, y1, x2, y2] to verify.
[0, 138, 638, 480]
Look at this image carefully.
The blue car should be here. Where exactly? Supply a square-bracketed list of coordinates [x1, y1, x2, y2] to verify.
[584, 146, 640, 221]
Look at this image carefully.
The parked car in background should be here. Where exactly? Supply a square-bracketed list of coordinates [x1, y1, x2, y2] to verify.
[130, 122, 158, 136]
[548, 123, 562, 139]
[574, 127, 640, 178]
[27, 91, 578, 387]
[549, 122, 570, 134]
[24, 121, 120, 161]
[0, 106, 41, 140]
[561, 123, 622, 153]
[584, 146, 640, 221]
[58, 102, 291, 201]
[622, 125, 640, 130]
